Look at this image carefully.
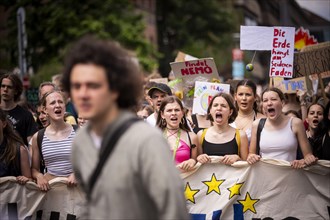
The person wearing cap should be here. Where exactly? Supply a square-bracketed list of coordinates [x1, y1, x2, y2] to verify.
[146, 83, 173, 126]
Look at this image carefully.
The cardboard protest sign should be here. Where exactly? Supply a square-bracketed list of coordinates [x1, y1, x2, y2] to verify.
[170, 58, 220, 108]
[175, 51, 198, 62]
[192, 81, 230, 115]
[293, 43, 330, 77]
[149, 77, 168, 84]
[168, 52, 199, 101]
[294, 27, 318, 50]
[272, 76, 307, 94]
[240, 26, 295, 78]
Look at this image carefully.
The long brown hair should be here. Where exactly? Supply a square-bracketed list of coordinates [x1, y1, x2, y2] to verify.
[0, 109, 25, 164]
[156, 96, 191, 132]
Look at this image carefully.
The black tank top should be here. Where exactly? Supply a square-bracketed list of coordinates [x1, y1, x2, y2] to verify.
[202, 135, 238, 156]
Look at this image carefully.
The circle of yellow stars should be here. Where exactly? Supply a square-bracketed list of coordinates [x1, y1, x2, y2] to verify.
[184, 173, 259, 213]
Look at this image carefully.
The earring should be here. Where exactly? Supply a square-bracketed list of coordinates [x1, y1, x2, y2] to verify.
[180, 118, 185, 125]
[162, 118, 167, 126]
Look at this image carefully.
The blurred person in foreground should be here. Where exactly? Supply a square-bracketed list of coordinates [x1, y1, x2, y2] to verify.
[61, 36, 189, 219]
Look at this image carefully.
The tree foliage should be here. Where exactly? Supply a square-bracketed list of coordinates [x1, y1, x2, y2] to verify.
[156, 0, 236, 77]
[1, 0, 159, 84]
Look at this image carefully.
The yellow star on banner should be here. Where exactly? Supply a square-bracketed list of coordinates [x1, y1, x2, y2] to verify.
[184, 182, 200, 204]
[202, 173, 225, 195]
[227, 182, 244, 199]
[237, 192, 260, 214]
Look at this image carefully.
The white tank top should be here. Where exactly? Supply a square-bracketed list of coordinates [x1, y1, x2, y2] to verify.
[260, 117, 297, 161]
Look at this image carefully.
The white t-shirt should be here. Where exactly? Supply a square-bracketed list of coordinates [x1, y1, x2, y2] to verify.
[146, 113, 157, 127]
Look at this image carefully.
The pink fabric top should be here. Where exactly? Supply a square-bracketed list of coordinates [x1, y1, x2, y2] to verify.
[173, 140, 191, 164]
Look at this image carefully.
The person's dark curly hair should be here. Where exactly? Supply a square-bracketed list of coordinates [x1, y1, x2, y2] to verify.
[61, 35, 143, 109]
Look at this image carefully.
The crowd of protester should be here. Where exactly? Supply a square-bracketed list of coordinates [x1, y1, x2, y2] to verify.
[0, 36, 329, 218]
[1, 70, 328, 181]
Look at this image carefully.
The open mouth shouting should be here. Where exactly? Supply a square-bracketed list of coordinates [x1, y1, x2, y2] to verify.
[312, 119, 319, 127]
[170, 116, 178, 122]
[40, 118, 48, 125]
[214, 112, 223, 123]
[266, 108, 276, 117]
[54, 109, 63, 116]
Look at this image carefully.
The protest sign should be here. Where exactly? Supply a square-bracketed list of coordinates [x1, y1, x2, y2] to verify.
[192, 81, 230, 115]
[149, 77, 168, 84]
[294, 27, 318, 50]
[240, 26, 295, 78]
[293, 43, 330, 77]
[272, 76, 307, 94]
[170, 58, 220, 108]
[175, 51, 198, 62]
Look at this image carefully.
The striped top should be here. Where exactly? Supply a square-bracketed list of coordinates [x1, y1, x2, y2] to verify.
[42, 128, 75, 176]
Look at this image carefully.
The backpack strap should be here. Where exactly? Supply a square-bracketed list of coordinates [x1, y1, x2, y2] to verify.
[15, 144, 21, 175]
[37, 128, 46, 174]
[256, 118, 266, 155]
[200, 128, 208, 146]
[87, 117, 140, 201]
[72, 124, 79, 132]
[235, 129, 241, 155]
[187, 131, 196, 158]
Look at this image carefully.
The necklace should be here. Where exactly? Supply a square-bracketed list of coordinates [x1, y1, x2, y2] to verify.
[213, 125, 229, 134]
[163, 128, 181, 160]
[238, 111, 255, 118]
[236, 111, 255, 130]
[166, 127, 179, 138]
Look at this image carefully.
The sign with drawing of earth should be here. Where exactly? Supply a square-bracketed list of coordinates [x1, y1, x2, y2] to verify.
[192, 81, 230, 115]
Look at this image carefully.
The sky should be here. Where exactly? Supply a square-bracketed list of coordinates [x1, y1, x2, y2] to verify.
[296, 0, 330, 21]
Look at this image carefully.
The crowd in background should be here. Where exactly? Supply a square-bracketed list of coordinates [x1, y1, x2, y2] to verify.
[1, 70, 329, 183]
[0, 36, 329, 218]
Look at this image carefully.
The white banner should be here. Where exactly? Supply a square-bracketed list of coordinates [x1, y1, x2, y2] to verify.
[0, 177, 86, 220]
[240, 26, 273, 50]
[1, 159, 329, 219]
[240, 26, 295, 78]
[182, 157, 330, 219]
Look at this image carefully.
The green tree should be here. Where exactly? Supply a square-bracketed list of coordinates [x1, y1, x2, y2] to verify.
[2, 0, 159, 84]
[156, 0, 236, 77]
